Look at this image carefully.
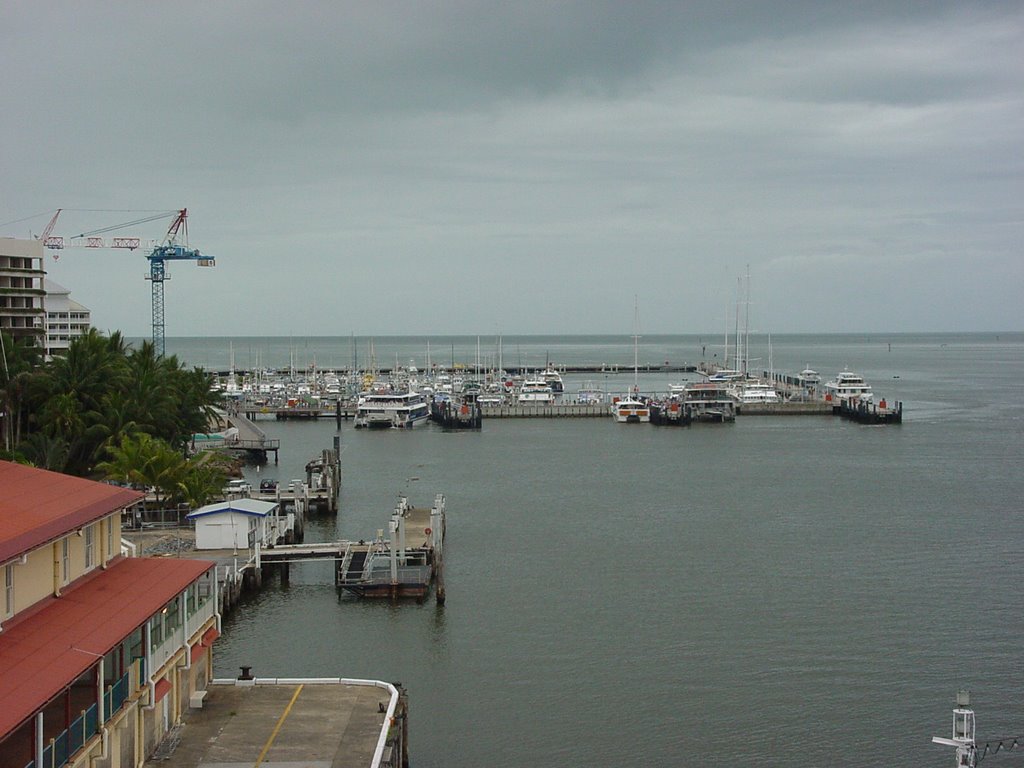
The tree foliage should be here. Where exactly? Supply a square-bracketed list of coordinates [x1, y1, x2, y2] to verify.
[1, 329, 224, 482]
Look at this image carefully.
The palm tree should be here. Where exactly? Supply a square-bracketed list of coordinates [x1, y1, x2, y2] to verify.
[16, 432, 70, 471]
[177, 461, 227, 510]
[11, 329, 223, 477]
[96, 432, 187, 510]
[0, 331, 43, 451]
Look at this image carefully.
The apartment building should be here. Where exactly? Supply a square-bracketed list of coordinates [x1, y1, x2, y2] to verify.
[43, 279, 91, 358]
[0, 238, 46, 348]
[0, 461, 220, 768]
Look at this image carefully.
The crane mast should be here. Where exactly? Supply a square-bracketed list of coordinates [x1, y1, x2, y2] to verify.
[145, 208, 215, 357]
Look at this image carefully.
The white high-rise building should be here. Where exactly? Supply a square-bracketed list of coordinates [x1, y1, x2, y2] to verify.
[44, 278, 91, 357]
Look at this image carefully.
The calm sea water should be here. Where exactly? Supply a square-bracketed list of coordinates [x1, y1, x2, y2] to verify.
[169, 334, 1024, 768]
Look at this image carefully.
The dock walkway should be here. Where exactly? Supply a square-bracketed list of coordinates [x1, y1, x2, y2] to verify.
[197, 411, 281, 463]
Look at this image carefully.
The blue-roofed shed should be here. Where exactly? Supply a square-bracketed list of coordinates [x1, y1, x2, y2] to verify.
[187, 498, 281, 550]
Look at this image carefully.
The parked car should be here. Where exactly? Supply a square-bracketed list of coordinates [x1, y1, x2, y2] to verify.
[259, 479, 278, 492]
[222, 479, 252, 496]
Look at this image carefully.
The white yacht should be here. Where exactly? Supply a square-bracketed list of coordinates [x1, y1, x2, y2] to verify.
[705, 368, 744, 383]
[540, 365, 564, 393]
[611, 392, 650, 423]
[733, 381, 780, 404]
[824, 370, 873, 404]
[577, 382, 606, 404]
[685, 382, 736, 422]
[354, 389, 430, 429]
[797, 367, 821, 388]
[518, 379, 555, 404]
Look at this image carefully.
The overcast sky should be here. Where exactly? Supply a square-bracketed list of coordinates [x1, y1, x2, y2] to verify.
[2, 2, 1022, 336]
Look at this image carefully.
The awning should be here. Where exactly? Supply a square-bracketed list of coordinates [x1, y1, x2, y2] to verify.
[201, 627, 220, 646]
[154, 678, 172, 703]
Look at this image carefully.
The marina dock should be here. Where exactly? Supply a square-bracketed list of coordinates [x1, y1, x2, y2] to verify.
[151, 676, 407, 768]
[482, 402, 609, 417]
[197, 411, 282, 462]
[128, 492, 448, 613]
[259, 494, 448, 601]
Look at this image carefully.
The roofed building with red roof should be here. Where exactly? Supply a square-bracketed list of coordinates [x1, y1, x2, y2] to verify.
[0, 460, 221, 768]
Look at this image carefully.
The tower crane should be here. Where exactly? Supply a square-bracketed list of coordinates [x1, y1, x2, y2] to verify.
[37, 208, 215, 357]
[144, 209, 215, 358]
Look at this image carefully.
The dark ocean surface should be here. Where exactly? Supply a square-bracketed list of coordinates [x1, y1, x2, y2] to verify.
[166, 333, 1023, 767]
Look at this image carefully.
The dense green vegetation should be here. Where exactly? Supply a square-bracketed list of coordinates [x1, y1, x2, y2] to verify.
[1, 329, 231, 507]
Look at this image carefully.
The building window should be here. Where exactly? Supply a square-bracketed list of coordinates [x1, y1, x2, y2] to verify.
[107, 517, 114, 561]
[4, 564, 13, 618]
[85, 525, 95, 569]
[165, 597, 181, 635]
[61, 538, 70, 584]
[151, 614, 164, 648]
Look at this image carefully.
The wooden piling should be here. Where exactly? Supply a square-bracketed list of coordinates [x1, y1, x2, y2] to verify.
[399, 685, 410, 768]
[435, 550, 445, 605]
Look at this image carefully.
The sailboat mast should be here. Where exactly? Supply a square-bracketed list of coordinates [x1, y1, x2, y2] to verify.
[633, 296, 640, 392]
[743, 266, 751, 378]
[723, 304, 730, 370]
[734, 277, 742, 376]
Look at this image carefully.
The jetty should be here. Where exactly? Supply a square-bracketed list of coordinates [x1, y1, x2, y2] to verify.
[128, 492, 449, 614]
[482, 402, 608, 418]
[196, 411, 282, 463]
[837, 397, 903, 424]
[260, 494, 449, 602]
[250, 443, 342, 514]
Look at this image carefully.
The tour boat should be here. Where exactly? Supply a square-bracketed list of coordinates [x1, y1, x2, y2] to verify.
[823, 370, 873, 404]
[354, 389, 431, 429]
[517, 379, 555, 404]
[611, 392, 650, 423]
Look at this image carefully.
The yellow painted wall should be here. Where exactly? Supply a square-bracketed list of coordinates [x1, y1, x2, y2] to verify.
[3, 513, 127, 618]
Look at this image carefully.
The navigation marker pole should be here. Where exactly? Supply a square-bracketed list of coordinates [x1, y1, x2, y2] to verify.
[933, 690, 977, 767]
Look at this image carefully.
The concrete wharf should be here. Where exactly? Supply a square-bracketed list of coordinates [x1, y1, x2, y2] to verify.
[150, 676, 407, 768]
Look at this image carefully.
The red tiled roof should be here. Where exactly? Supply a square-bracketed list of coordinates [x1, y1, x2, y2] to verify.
[0, 556, 215, 739]
[0, 461, 144, 564]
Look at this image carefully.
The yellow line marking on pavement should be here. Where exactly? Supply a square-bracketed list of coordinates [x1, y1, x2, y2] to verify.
[253, 683, 304, 767]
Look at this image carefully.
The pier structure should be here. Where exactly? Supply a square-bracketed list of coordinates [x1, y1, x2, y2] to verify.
[335, 494, 447, 599]
[481, 402, 609, 418]
[837, 397, 903, 424]
[244, 441, 341, 515]
[168, 493, 448, 606]
[209, 412, 281, 463]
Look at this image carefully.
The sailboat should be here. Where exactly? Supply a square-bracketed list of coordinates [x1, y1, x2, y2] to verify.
[611, 298, 650, 423]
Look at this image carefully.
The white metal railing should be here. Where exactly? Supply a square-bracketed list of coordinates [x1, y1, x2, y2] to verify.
[188, 595, 216, 638]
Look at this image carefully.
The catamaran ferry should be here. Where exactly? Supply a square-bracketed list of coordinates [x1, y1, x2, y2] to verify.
[354, 389, 431, 429]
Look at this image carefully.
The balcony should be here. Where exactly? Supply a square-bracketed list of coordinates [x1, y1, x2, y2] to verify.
[25, 660, 141, 768]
